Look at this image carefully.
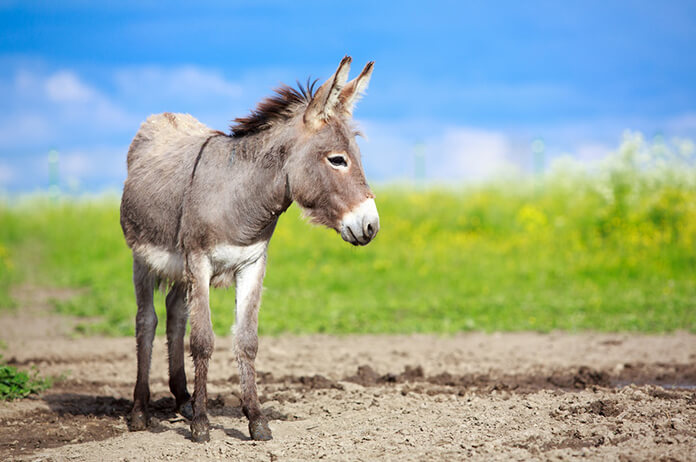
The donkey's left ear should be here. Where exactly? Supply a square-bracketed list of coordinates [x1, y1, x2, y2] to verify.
[304, 56, 352, 130]
[339, 61, 374, 117]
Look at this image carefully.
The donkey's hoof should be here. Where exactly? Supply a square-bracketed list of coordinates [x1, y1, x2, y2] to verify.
[128, 411, 148, 431]
[249, 419, 273, 441]
[191, 418, 210, 443]
[178, 400, 194, 421]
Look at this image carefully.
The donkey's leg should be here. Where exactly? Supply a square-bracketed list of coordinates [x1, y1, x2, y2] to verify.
[234, 255, 272, 441]
[129, 257, 157, 431]
[165, 282, 192, 420]
[186, 253, 214, 443]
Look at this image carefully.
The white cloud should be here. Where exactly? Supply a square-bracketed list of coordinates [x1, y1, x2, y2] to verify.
[0, 68, 138, 149]
[666, 113, 696, 133]
[355, 119, 418, 181]
[426, 127, 516, 181]
[44, 70, 96, 103]
[573, 143, 614, 163]
[59, 146, 128, 181]
[0, 163, 14, 185]
[111, 65, 268, 131]
[60, 152, 93, 177]
[13, 69, 42, 94]
[0, 114, 55, 146]
[114, 66, 243, 101]
[358, 120, 522, 183]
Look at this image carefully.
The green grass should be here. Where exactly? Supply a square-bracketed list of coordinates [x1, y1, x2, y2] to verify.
[0, 134, 694, 335]
[0, 357, 52, 401]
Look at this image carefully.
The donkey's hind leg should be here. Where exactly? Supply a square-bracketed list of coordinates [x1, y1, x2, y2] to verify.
[129, 257, 157, 431]
[165, 282, 192, 420]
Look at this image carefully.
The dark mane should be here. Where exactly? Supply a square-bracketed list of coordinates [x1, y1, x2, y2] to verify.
[230, 79, 318, 137]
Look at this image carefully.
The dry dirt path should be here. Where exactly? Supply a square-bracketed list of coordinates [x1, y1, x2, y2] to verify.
[0, 295, 695, 461]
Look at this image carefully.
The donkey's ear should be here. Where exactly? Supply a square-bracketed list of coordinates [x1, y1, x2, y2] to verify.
[339, 61, 374, 117]
[304, 56, 352, 130]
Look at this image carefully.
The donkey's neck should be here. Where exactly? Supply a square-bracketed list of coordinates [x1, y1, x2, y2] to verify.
[179, 132, 293, 251]
[224, 133, 292, 241]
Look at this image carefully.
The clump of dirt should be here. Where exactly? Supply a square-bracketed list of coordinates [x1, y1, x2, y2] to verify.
[585, 399, 622, 417]
[548, 366, 611, 389]
[616, 362, 696, 388]
[296, 374, 344, 390]
[236, 371, 343, 391]
[543, 430, 606, 451]
[647, 387, 688, 401]
[0, 410, 123, 457]
[345, 364, 424, 386]
[344, 365, 381, 385]
[207, 395, 226, 409]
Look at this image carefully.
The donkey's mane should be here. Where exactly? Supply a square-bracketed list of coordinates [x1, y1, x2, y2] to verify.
[230, 79, 318, 137]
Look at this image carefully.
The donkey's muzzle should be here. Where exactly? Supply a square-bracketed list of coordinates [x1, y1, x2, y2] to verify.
[340, 198, 380, 246]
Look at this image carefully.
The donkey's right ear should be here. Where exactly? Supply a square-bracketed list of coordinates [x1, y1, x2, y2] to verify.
[304, 56, 352, 130]
[339, 61, 374, 117]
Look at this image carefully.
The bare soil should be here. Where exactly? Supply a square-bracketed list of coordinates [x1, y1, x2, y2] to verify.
[1, 293, 695, 461]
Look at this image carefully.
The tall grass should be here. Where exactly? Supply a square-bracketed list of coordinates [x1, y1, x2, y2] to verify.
[0, 132, 694, 335]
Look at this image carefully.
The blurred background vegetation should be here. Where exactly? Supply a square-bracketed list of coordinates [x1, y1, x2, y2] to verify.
[0, 132, 694, 336]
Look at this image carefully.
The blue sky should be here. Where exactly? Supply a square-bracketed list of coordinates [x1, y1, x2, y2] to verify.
[1, 1, 695, 191]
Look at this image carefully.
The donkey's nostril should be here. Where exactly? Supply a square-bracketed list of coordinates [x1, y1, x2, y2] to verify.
[366, 223, 374, 238]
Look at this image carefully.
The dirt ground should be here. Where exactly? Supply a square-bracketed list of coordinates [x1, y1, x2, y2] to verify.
[1, 289, 695, 461]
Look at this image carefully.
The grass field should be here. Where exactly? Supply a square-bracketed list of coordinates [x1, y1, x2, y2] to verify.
[1, 134, 694, 336]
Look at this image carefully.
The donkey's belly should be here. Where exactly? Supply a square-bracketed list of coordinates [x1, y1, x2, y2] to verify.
[133, 245, 186, 282]
[208, 241, 267, 287]
[133, 241, 267, 287]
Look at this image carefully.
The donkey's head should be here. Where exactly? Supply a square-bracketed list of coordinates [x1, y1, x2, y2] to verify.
[286, 57, 379, 246]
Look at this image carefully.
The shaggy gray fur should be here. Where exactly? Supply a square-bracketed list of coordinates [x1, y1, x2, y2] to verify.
[120, 56, 378, 442]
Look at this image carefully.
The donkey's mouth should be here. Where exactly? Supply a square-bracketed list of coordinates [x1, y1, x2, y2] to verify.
[342, 226, 363, 246]
[340, 222, 377, 246]
[339, 198, 380, 246]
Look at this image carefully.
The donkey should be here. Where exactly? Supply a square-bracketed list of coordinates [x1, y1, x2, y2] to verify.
[119, 56, 378, 442]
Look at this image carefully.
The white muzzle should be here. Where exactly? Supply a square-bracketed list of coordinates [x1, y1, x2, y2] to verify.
[339, 198, 380, 246]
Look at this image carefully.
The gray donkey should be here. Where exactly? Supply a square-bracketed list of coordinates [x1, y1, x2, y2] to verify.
[120, 56, 379, 442]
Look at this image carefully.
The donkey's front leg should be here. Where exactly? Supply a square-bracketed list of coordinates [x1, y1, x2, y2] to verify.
[186, 254, 214, 443]
[235, 254, 272, 441]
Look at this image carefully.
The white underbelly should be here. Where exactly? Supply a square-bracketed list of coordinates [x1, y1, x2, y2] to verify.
[133, 245, 185, 281]
[133, 241, 268, 287]
[208, 241, 267, 287]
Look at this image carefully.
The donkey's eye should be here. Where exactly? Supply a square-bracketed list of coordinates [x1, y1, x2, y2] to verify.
[327, 155, 348, 168]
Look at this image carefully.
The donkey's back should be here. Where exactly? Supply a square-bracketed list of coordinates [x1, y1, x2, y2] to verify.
[120, 112, 218, 251]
